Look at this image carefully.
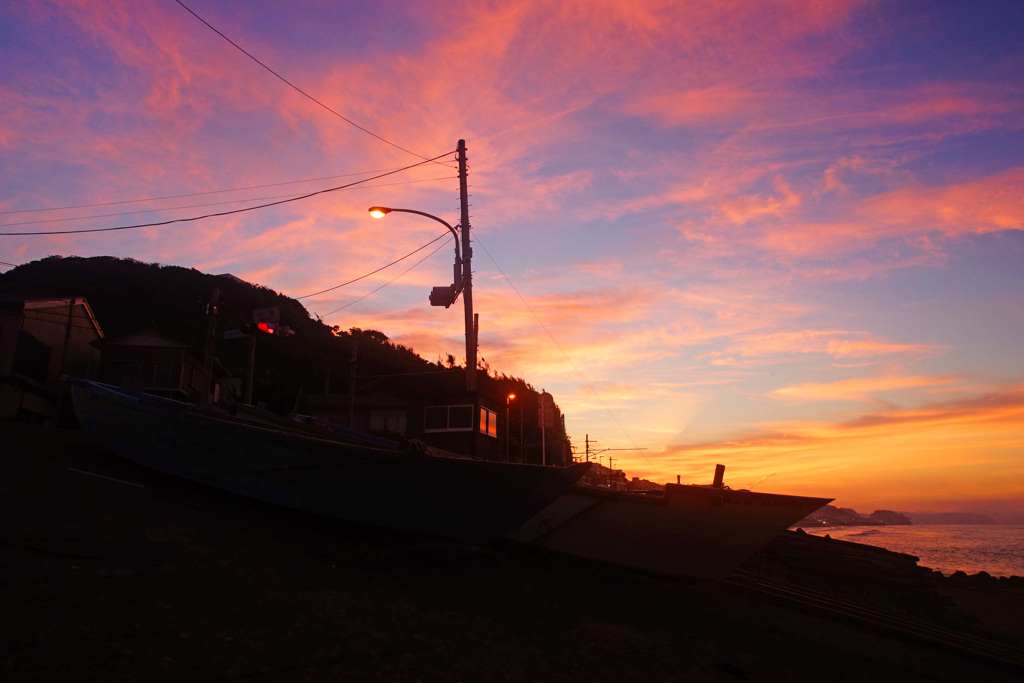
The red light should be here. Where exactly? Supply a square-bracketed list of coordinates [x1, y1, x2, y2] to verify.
[257, 321, 275, 334]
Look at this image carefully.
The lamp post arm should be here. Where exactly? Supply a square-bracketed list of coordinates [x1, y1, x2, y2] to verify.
[372, 208, 460, 261]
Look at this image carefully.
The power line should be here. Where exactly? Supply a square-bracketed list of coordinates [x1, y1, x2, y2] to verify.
[320, 239, 450, 317]
[0, 176, 456, 228]
[0, 168, 436, 216]
[296, 232, 449, 300]
[15, 309, 104, 332]
[175, 0, 430, 161]
[0, 151, 453, 237]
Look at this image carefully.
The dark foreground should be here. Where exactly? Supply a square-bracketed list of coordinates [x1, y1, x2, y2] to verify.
[2, 421, 1022, 682]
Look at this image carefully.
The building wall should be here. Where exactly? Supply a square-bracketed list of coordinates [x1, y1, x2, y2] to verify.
[0, 299, 102, 423]
[96, 330, 204, 399]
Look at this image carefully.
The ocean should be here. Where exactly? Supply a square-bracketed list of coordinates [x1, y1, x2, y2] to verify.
[798, 524, 1024, 578]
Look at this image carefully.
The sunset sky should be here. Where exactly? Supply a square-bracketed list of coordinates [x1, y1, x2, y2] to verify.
[3, 1, 1022, 515]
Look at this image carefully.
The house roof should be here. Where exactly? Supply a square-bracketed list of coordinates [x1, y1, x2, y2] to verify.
[0, 295, 104, 338]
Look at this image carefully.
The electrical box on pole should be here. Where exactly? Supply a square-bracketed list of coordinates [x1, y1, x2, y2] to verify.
[429, 284, 458, 308]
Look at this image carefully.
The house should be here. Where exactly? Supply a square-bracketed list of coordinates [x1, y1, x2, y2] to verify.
[0, 295, 103, 423]
[302, 392, 409, 436]
[95, 327, 206, 401]
[302, 391, 502, 460]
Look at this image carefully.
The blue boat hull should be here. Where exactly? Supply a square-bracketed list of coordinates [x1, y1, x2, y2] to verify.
[68, 379, 590, 544]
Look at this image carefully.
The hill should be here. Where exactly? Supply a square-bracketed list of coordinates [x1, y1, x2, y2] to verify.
[794, 505, 912, 527]
[0, 256, 570, 459]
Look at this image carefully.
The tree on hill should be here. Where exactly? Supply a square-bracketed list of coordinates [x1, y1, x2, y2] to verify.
[0, 256, 573, 462]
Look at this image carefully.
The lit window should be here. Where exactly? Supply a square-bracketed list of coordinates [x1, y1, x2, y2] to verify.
[424, 405, 489, 434]
[479, 407, 498, 438]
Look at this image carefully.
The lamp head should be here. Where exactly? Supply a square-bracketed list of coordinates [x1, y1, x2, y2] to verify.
[368, 207, 391, 219]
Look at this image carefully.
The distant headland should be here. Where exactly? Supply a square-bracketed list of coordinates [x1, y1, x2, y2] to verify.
[796, 505, 1006, 527]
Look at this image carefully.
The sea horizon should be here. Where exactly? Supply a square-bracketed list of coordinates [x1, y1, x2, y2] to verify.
[797, 524, 1024, 578]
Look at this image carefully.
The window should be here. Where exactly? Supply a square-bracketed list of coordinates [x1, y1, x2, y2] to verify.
[479, 407, 498, 438]
[369, 411, 407, 434]
[424, 405, 476, 433]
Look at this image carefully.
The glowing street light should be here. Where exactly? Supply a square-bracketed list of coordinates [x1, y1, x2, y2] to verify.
[368, 207, 460, 259]
[506, 393, 516, 462]
[368, 206, 462, 308]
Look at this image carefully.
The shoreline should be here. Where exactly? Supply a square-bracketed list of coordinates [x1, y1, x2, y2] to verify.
[797, 524, 1024, 580]
[3, 420, 1022, 681]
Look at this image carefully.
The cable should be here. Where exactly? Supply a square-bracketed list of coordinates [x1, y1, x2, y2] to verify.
[473, 233, 660, 478]
[0, 176, 456, 228]
[175, 0, 430, 161]
[14, 310, 103, 332]
[0, 151, 453, 237]
[296, 232, 449, 299]
[319, 239, 450, 317]
[0, 168, 437, 216]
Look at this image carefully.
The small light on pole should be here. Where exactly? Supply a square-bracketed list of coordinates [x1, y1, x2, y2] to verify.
[506, 393, 516, 462]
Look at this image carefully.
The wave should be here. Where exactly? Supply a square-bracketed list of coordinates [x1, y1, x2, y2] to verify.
[848, 529, 883, 538]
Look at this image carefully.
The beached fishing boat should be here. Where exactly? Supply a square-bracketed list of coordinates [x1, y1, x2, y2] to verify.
[506, 472, 832, 580]
[66, 378, 590, 544]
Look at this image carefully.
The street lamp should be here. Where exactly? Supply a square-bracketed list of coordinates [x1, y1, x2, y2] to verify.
[506, 393, 516, 462]
[365, 138, 475, 395]
[368, 206, 463, 308]
[368, 141, 477, 399]
[368, 207, 460, 259]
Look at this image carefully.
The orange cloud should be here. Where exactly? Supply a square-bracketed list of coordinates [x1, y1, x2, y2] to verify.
[718, 178, 801, 225]
[773, 374, 958, 402]
[642, 385, 1024, 509]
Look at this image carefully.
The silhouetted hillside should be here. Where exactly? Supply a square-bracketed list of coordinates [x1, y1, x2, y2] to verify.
[795, 505, 911, 527]
[0, 256, 569, 458]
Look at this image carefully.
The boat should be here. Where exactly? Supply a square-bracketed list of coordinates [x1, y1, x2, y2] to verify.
[506, 468, 832, 581]
[65, 378, 591, 544]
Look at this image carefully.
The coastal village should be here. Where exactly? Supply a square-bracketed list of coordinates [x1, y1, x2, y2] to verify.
[3, 256, 1024, 680]
[4, 2, 1024, 680]
[0, 256, 659, 492]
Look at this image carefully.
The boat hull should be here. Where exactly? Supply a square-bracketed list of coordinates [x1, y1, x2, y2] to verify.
[68, 379, 590, 544]
[506, 484, 832, 580]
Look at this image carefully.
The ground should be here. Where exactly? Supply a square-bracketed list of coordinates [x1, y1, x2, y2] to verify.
[2, 420, 1021, 682]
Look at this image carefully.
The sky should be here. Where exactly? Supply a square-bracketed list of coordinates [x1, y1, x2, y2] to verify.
[2, 0, 1023, 515]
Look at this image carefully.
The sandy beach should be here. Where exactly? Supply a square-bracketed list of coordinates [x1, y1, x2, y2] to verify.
[2, 419, 1021, 682]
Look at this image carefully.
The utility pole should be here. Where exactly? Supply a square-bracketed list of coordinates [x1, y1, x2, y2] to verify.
[583, 434, 645, 466]
[245, 333, 256, 405]
[458, 139, 476, 392]
[200, 289, 219, 409]
[348, 340, 357, 428]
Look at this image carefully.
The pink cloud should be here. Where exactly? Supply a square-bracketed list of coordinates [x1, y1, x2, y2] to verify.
[718, 178, 801, 225]
[859, 167, 1024, 236]
[626, 85, 757, 127]
[715, 329, 941, 362]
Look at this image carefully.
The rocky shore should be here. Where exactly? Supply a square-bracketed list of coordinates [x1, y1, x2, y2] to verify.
[2, 420, 1022, 682]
